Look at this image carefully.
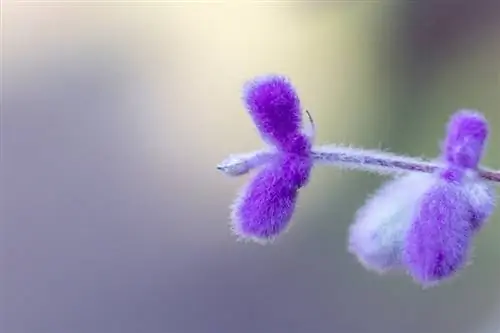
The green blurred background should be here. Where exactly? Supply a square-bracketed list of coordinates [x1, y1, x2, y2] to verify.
[3, 1, 500, 333]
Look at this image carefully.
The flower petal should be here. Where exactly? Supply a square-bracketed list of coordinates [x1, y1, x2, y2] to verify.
[230, 154, 311, 243]
[243, 74, 306, 153]
[443, 110, 488, 169]
[348, 173, 435, 273]
[404, 181, 472, 285]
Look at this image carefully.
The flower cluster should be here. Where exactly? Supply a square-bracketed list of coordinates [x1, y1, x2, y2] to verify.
[217, 74, 498, 286]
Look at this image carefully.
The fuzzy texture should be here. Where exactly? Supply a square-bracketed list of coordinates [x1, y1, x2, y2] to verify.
[231, 154, 312, 242]
[312, 145, 438, 175]
[443, 109, 488, 170]
[404, 181, 472, 285]
[217, 150, 275, 177]
[218, 74, 499, 286]
[243, 75, 304, 153]
[229, 74, 314, 242]
[439, 111, 495, 233]
[348, 173, 435, 273]
[349, 110, 495, 286]
[401, 111, 493, 285]
[463, 178, 496, 232]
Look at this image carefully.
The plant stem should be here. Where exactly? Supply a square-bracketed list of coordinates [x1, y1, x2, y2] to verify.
[312, 145, 500, 182]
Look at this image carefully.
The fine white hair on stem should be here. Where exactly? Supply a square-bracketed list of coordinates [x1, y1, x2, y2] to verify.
[217, 144, 500, 183]
[217, 149, 276, 177]
[311, 145, 500, 182]
[311, 145, 441, 175]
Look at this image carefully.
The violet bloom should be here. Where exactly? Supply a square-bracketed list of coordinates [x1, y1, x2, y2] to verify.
[404, 111, 496, 285]
[349, 111, 496, 285]
[218, 74, 499, 286]
[226, 75, 314, 243]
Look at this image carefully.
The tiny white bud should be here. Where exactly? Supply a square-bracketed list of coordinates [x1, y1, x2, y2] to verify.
[217, 150, 275, 177]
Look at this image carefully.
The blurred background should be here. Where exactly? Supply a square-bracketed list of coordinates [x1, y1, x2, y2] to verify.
[2, 1, 500, 333]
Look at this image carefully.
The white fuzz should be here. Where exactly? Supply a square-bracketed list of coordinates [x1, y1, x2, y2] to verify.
[348, 172, 436, 273]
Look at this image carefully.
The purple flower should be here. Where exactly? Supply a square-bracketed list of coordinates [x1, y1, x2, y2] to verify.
[403, 111, 494, 285]
[218, 74, 499, 286]
[440, 110, 495, 232]
[229, 75, 313, 243]
[349, 110, 496, 285]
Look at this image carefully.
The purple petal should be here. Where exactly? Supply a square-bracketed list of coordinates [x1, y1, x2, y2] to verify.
[243, 74, 306, 153]
[404, 182, 472, 285]
[230, 154, 312, 242]
[348, 173, 435, 273]
[443, 109, 488, 169]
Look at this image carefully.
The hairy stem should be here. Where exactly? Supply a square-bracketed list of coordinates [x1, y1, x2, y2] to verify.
[216, 150, 275, 176]
[217, 144, 500, 182]
[312, 145, 500, 182]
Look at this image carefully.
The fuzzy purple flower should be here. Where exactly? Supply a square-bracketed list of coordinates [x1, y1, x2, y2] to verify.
[218, 74, 498, 286]
[441, 111, 495, 233]
[349, 111, 496, 285]
[402, 111, 495, 285]
[227, 75, 313, 243]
